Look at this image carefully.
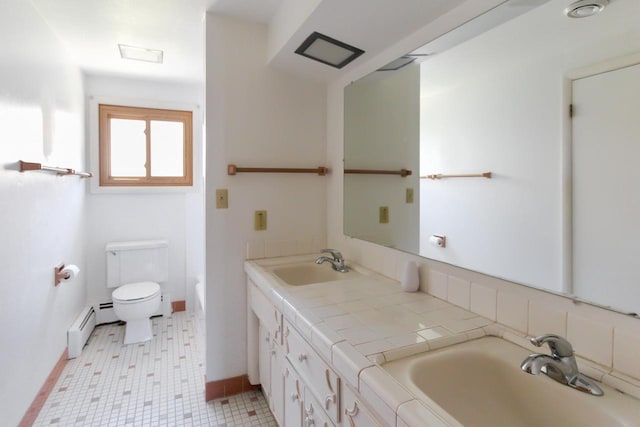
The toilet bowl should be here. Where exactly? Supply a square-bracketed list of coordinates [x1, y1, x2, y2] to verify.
[106, 239, 169, 344]
[112, 281, 161, 344]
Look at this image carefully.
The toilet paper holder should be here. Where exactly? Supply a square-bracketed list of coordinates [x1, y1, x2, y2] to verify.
[54, 263, 79, 286]
[429, 235, 447, 248]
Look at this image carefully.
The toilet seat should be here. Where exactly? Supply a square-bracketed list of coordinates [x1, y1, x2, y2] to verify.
[112, 281, 160, 304]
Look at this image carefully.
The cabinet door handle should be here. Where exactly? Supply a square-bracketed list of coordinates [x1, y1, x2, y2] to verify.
[290, 392, 299, 402]
[305, 402, 315, 426]
[298, 353, 307, 362]
[324, 393, 336, 410]
[345, 402, 359, 417]
[324, 369, 334, 393]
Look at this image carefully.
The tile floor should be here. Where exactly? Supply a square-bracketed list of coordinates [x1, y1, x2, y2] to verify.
[33, 312, 277, 426]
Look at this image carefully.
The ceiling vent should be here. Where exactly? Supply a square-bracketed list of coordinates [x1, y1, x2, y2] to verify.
[118, 44, 164, 64]
[295, 32, 364, 69]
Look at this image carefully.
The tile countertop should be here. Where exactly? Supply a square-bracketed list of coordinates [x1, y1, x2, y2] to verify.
[245, 255, 508, 427]
[246, 255, 640, 427]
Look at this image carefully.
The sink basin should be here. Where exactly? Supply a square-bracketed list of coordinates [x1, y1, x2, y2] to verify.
[383, 337, 640, 427]
[271, 263, 361, 286]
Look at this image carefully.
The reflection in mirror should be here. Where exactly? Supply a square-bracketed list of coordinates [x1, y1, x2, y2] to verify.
[344, 0, 640, 314]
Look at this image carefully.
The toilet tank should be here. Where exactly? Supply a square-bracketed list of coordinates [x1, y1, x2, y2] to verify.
[106, 240, 169, 288]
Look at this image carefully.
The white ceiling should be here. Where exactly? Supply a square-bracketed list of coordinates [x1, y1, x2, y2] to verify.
[29, 0, 473, 85]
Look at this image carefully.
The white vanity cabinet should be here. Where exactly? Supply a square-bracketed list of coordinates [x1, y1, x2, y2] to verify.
[248, 273, 381, 427]
[283, 319, 341, 426]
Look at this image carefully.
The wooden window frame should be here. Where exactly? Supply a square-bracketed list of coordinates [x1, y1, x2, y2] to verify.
[99, 104, 193, 187]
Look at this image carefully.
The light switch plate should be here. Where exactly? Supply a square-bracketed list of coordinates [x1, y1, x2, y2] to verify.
[216, 189, 228, 209]
[406, 188, 414, 204]
[379, 206, 389, 224]
[254, 210, 267, 230]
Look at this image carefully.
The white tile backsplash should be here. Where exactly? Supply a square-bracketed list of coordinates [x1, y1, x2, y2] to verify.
[264, 240, 282, 258]
[497, 291, 529, 333]
[470, 282, 497, 320]
[246, 238, 323, 260]
[447, 276, 470, 309]
[426, 270, 447, 299]
[246, 240, 265, 260]
[567, 313, 613, 367]
[613, 326, 640, 380]
[528, 300, 567, 337]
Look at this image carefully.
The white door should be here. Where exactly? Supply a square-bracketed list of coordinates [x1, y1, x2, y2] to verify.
[572, 63, 640, 314]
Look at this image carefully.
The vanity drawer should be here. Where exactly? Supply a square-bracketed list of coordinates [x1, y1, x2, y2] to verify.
[341, 384, 383, 427]
[284, 319, 341, 425]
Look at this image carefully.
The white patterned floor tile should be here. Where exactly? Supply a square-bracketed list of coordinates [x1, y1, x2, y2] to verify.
[32, 312, 276, 426]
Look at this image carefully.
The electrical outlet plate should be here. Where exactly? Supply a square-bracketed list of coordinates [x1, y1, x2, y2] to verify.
[379, 206, 389, 223]
[216, 189, 228, 209]
[406, 188, 414, 204]
[254, 210, 267, 230]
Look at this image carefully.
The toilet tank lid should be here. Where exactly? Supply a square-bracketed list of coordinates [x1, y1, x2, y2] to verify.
[106, 240, 168, 252]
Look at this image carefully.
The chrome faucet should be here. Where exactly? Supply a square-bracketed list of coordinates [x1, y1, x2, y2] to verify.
[520, 334, 603, 396]
[315, 249, 349, 273]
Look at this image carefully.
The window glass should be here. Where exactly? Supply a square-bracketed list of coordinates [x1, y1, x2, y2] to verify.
[150, 120, 184, 177]
[110, 118, 146, 177]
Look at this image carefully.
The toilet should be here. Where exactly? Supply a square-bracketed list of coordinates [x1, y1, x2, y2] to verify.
[106, 240, 168, 344]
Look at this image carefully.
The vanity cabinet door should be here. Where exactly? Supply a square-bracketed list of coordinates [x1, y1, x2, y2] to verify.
[304, 386, 336, 427]
[258, 324, 272, 399]
[341, 384, 382, 427]
[271, 341, 284, 425]
[284, 360, 303, 427]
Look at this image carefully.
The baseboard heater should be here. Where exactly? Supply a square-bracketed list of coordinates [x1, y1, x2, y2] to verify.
[68, 306, 96, 359]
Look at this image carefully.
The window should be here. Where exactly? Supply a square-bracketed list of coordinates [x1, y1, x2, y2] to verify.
[99, 104, 193, 186]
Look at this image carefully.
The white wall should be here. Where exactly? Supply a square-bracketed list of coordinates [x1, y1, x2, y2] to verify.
[0, 1, 86, 425]
[344, 66, 420, 252]
[205, 14, 327, 382]
[84, 75, 204, 311]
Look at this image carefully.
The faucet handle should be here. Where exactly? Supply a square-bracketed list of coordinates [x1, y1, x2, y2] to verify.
[530, 334, 574, 358]
[320, 249, 343, 261]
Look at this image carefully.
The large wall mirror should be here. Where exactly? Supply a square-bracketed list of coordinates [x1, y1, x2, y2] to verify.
[344, 0, 640, 315]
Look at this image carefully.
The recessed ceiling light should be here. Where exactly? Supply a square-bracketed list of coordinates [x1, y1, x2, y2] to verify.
[118, 44, 163, 64]
[295, 32, 364, 69]
[564, 0, 608, 18]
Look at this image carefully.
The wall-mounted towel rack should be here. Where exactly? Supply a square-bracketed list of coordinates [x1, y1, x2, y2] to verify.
[422, 172, 492, 180]
[19, 160, 93, 178]
[344, 168, 412, 177]
[227, 164, 329, 176]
